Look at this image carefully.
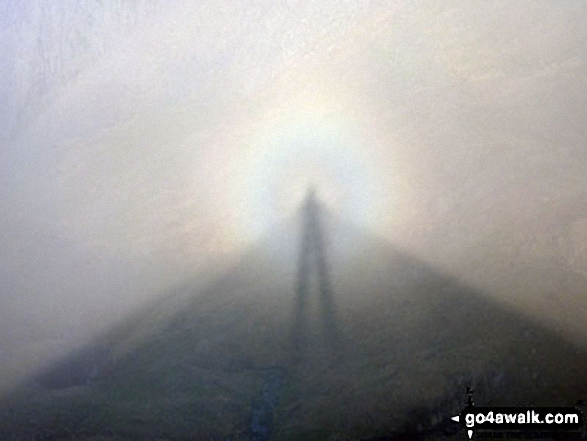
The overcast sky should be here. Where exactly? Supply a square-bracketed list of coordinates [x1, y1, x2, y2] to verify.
[1, 1, 586, 387]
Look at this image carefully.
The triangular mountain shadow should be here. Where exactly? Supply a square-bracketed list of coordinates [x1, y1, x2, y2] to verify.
[1, 200, 587, 440]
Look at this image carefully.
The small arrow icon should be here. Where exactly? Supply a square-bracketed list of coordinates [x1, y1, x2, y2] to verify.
[468, 429, 473, 439]
[451, 415, 459, 422]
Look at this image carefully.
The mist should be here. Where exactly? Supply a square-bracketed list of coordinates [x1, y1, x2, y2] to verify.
[1, 0, 586, 406]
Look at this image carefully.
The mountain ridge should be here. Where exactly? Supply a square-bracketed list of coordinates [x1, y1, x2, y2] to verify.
[1, 202, 586, 440]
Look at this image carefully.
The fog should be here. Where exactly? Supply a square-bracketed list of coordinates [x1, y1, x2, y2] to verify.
[1, 0, 586, 391]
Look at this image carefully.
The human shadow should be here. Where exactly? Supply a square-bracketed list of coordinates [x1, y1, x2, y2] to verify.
[292, 190, 339, 363]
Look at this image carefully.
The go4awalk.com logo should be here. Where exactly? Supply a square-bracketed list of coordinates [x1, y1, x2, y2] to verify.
[451, 406, 583, 439]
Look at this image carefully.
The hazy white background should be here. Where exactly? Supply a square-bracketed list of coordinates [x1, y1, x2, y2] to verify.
[1, 0, 586, 388]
